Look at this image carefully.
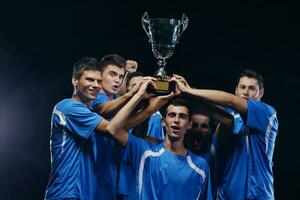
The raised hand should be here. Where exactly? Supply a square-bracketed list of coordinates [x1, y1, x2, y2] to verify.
[136, 78, 156, 100]
[148, 91, 174, 111]
[129, 76, 156, 97]
[171, 74, 191, 93]
[125, 60, 138, 74]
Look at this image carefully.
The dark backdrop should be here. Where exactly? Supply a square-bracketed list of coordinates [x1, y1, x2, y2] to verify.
[1, 1, 299, 199]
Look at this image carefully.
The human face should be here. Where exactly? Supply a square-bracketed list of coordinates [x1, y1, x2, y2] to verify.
[191, 113, 211, 151]
[100, 65, 125, 97]
[72, 70, 101, 104]
[127, 76, 143, 92]
[235, 76, 264, 101]
[163, 105, 192, 140]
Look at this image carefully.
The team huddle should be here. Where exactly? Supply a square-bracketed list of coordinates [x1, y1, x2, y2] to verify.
[44, 54, 278, 200]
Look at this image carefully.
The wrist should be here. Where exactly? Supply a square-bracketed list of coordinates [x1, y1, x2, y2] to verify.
[125, 91, 134, 98]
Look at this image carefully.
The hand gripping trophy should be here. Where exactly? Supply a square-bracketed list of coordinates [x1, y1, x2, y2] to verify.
[141, 12, 189, 95]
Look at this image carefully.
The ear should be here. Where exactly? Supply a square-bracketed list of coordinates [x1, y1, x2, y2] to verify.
[99, 71, 103, 80]
[235, 87, 238, 95]
[187, 121, 192, 130]
[72, 76, 78, 87]
[162, 118, 166, 127]
[259, 87, 264, 99]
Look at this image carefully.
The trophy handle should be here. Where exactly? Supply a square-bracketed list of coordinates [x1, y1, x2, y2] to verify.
[176, 13, 189, 43]
[141, 12, 152, 43]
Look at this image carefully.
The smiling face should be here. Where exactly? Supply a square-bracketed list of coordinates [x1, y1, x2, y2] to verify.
[235, 76, 264, 101]
[72, 70, 102, 105]
[100, 64, 125, 97]
[163, 105, 192, 141]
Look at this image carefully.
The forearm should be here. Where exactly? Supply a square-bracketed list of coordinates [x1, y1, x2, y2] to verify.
[106, 92, 144, 146]
[93, 92, 133, 118]
[204, 103, 234, 125]
[125, 97, 167, 130]
[185, 88, 248, 114]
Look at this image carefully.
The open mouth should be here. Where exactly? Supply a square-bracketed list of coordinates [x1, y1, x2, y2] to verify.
[112, 85, 119, 91]
[170, 126, 180, 133]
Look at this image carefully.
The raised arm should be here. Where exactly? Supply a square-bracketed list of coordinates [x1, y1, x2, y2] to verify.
[93, 91, 134, 118]
[106, 81, 153, 146]
[172, 75, 248, 114]
[93, 75, 146, 118]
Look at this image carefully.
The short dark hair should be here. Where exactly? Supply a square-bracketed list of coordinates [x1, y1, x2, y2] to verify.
[126, 71, 144, 87]
[98, 54, 126, 71]
[237, 69, 264, 89]
[191, 107, 214, 131]
[162, 98, 192, 119]
[72, 57, 99, 79]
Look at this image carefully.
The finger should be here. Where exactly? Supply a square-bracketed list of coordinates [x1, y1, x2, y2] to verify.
[143, 76, 157, 81]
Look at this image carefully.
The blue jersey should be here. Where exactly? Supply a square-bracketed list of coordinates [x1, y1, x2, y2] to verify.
[196, 135, 218, 198]
[45, 99, 102, 200]
[117, 112, 165, 198]
[146, 111, 165, 142]
[91, 91, 120, 200]
[216, 100, 278, 200]
[123, 134, 212, 200]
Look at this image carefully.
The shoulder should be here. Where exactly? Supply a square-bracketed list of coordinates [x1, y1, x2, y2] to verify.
[247, 100, 277, 115]
[55, 99, 90, 114]
[128, 134, 154, 149]
[188, 151, 209, 167]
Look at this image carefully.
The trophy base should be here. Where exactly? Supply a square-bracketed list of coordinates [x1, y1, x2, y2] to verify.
[147, 80, 176, 95]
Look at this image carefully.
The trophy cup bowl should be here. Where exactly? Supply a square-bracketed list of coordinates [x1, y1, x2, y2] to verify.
[141, 12, 189, 95]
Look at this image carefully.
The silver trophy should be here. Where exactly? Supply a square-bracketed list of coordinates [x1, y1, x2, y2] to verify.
[141, 12, 189, 94]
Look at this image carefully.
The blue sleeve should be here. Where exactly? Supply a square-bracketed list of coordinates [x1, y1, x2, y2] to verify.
[246, 100, 278, 133]
[122, 134, 152, 169]
[147, 112, 164, 142]
[91, 92, 109, 109]
[222, 107, 244, 135]
[55, 103, 102, 139]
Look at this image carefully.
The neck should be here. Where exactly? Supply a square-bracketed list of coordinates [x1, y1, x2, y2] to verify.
[163, 136, 187, 156]
[102, 89, 114, 100]
[72, 95, 90, 106]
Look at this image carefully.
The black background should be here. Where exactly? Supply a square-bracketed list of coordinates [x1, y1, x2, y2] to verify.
[0, 0, 299, 199]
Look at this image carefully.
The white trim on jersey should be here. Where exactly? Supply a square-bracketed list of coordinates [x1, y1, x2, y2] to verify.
[186, 155, 206, 181]
[265, 113, 277, 160]
[53, 107, 66, 126]
[138, 147, 165, 199]
[61, 129, 67, 154]
[186, 155, 207, 200]
[233, 113, 241, 119]
[52, 107, 68, 158]
[210, 144, 216, 156]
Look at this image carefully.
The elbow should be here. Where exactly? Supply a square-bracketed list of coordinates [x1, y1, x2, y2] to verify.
[106, 124, 118, 136]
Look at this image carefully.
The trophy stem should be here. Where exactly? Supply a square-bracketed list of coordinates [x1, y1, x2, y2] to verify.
[154, 65, 168, 81]
[157, 58, 167, 67]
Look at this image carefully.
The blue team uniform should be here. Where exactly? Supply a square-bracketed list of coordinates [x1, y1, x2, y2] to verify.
[123, 134, 212, 200]
[45, 99, 102, 200]
[196, 135, 218, 198]
[91, 91, 120, 200]
[117, 111, 165, 199]
[216, 100, 279, 200]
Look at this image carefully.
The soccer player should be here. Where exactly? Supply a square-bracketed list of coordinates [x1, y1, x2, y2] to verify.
[90, 54, 127, 200]
[44, 57, 108, 199]
[91, 54, 153, 200]
[44, 57, 166, 200]
[107, 96, 213, 200]
[172, 69, 279, 200]
[117, 71, 165, 200]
